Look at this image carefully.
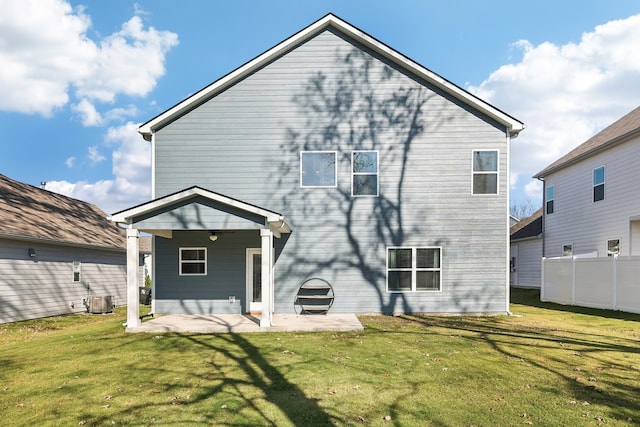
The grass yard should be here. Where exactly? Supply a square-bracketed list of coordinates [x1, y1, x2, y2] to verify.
[1, 289, 639, 426]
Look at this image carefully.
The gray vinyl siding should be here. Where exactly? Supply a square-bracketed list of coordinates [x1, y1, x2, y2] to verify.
[512, 239, 542, 288]
[152, 29, 511, 314]
[543, 136, 640, 258]
[153, 230, 260, 314]
[133, 196, 267, 230]
[0, 238, 141, 324]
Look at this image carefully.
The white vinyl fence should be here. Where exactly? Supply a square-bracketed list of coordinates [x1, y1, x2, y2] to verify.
[541, 255, 640, 314]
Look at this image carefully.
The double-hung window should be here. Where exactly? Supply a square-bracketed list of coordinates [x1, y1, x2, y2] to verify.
[472, 150, 498, 194]
[180, 248, 207, 276]
[546, 185, 555, 214]
[300, 151, 337, 187]
[352, 151, 378, 196]
[72, 261, 81, 282]
[593, 166, 605, 202]
[387, 247, 441, 292]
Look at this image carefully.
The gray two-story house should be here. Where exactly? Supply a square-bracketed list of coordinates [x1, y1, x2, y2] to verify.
[111, 14, 524, 329]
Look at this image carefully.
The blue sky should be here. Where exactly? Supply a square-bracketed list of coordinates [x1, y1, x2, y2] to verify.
[1, 0, 640, 214]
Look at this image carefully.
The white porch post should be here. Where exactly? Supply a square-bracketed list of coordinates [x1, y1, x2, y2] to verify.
[126, 228, 140, 329]
[260, 228, 273, 327]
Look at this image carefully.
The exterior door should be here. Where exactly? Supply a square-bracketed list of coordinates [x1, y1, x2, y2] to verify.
[510, 245, 518, 286]
[246, 248, 262, 313]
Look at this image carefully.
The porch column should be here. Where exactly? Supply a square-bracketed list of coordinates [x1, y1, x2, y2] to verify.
[126, 228, 140, 329]
[260, 228, 273, 327]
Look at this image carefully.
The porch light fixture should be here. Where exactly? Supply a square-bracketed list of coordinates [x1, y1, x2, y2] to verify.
[209, 232, 218, 242]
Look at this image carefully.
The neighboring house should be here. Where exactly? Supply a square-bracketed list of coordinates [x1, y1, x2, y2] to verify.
[534, 106, 640, 258]
[111, 13, 524, 329]
[509, 208, 542, 288]
[0, 174, 148, 324]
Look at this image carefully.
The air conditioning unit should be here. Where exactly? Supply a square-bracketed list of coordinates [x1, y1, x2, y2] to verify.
[89, 295, 113, 314]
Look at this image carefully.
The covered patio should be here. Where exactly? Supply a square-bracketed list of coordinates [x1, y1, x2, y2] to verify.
[109, 186, 293, 331]
[127, 313, 364, 334]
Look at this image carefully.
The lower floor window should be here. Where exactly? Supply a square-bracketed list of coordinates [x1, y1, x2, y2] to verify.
[387, 247, 441, 292]
[180, 247, 207, 275]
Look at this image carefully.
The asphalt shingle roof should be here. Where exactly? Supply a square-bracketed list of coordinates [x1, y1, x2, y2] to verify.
[510, 208, 542, 241]
[0, 174, 128, 250]
[535, 106, 640, 178]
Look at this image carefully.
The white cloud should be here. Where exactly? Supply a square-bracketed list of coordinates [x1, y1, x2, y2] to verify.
[75, 15, 179, 103]
[469, 14, 640, 206]
[0, 0, 178, 117]
[73, 98, 103, 126]
[87, 145, 106, 165]
[46, 122, 151, 213]
[65, 156, 76, 168]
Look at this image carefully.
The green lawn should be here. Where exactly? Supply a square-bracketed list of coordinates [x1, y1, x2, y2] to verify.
[1, 289, 639, 426]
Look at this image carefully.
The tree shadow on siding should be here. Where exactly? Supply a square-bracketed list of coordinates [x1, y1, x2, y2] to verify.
[275, 45, 455, 314]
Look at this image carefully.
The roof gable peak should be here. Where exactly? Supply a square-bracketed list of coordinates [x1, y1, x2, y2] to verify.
[138, 13, 523, 140]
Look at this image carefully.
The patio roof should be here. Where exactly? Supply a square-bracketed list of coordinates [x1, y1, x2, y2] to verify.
[109, 186, 292, 238]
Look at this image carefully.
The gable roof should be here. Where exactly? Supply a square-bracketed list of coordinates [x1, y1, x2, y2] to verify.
[110, 186, 292, 238]
[138, 13, 524, 140]
[510, 208, 542, 241]
[535, 106, 640, 178]
[0, 174, 127, 250]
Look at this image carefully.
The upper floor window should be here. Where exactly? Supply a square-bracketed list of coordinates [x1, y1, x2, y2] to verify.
[546, 185, 555, 214]
[387, 247, 442, 292]
[472, 150, 498, 194]
[180, 248, 207, 276]
[352, 151, 378, 196]
[593, 166, 605, 202]
[300, 151, 337, 188]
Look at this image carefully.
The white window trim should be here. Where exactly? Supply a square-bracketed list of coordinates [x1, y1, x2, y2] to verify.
[72, 261, 81, 283]
[471, 149, 499, 195]
[546, 185, 555, 214]
[386, 246, 442, 293]
[179, 247, 207, 276]
[351, 150, 379, 197]
[300, 151, 338, 188]
[593, 165, 605, 203]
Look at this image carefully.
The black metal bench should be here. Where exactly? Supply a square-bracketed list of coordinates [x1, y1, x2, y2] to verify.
[294, 278, 334, 315]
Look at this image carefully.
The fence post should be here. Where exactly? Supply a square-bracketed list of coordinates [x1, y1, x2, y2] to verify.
[612, 255, 618, 311]
[540, 257, 546, 301]
[571, 256, 576, 305]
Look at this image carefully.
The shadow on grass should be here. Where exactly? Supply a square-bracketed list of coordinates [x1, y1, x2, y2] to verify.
[380, 303, 640, 423]
[511, 287, 640, 322]
[77, 330, 336, 426]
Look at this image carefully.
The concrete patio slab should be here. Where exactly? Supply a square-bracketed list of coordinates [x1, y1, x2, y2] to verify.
[127, 313, 364, 333]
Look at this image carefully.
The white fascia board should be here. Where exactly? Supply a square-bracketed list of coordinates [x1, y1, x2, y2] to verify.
[138, 14, 523, 139]
[110, 187, 287, 227]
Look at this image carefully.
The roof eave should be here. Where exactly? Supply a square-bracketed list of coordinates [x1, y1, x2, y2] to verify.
[535, 124, 640, 179]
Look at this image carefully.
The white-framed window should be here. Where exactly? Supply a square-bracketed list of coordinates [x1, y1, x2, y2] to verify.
[300, 151, 337, 187]
[352, 150, 378, 196]
[593, 166, 605, 202]
[472, 150, 498, 194]
[179, 247, 207, 276]
[546, 185, 555, 214]
[387, 247, 442, 292]
[562, 244, 573, 256]
[607, 239, 620, 257]
[72, 261, 81, 282]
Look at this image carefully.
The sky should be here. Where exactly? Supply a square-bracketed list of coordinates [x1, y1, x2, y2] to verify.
[1, 0, 640, 215]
